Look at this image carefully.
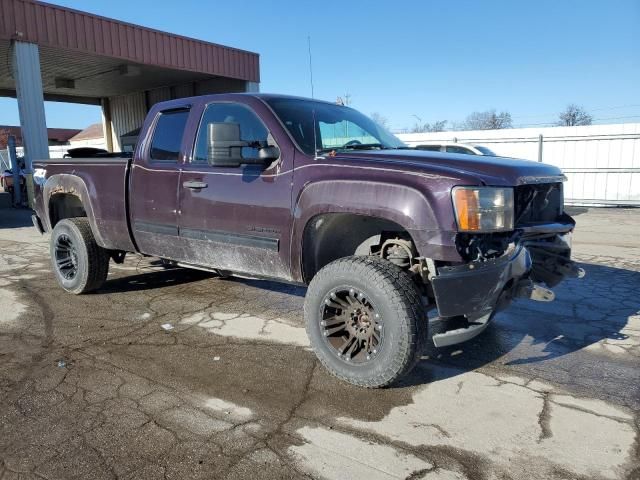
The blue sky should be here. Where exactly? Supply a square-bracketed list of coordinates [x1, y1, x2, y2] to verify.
[1, 0, 639, 131]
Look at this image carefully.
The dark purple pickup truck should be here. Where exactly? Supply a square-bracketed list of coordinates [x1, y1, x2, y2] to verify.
[32, 93, 583, 387]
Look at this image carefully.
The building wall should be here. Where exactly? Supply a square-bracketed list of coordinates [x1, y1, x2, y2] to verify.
[147, 87, 172, 108]
[108, 92, 147, 151]
[194, 78, 247, 96]
[105, 78, 251, 151]
[397, 123, 640, 206]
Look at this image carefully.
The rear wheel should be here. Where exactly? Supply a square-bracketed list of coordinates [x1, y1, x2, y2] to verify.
[50, 217, 109, 294]
[304, 256, 426, 388]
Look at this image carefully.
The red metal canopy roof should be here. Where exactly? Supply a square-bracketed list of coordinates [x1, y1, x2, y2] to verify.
[0, 0, 260, 83]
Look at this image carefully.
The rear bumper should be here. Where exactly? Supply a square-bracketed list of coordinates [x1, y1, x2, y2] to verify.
[432, 244, 531, 318]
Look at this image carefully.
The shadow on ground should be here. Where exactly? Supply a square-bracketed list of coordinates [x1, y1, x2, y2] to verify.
[0, 207, 33, 228]
[400, 261, 639, 407]
[97, 267, 213, 293]
[3, 204, 637, 417]
[564, 206, 590, 216]
[90, 256, 638, 409]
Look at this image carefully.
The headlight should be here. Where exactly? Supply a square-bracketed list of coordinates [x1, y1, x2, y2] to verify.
[452, 187, 514, 232]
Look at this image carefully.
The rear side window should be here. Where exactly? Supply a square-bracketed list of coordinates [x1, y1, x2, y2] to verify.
[149, 109, 190, 162]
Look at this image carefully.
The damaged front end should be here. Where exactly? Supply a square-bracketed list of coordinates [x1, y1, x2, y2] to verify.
[429, 182, 585, 347]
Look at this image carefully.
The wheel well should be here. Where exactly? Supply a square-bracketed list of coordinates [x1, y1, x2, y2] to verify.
[301, 213, 414, 283]
[49, 193, 87, 228]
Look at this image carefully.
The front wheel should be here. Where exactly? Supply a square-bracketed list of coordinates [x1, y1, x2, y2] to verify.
[50, 217, 109, 294]
[304, 256, 426, 388]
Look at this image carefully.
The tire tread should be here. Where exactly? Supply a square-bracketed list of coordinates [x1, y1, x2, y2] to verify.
[304, 256, 426, 388]
[51, 217, 109, 294]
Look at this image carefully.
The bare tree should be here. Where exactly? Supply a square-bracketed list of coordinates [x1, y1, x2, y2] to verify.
[458, 110, 512, 130]
[557, 104, 592, 126]
[370, 112, 390, 129]
[411, 120, 447, 133]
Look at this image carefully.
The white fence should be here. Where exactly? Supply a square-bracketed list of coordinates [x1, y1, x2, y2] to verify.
[16, 145, 68, 159]
[0, 150, 10, 171]
[397, 123, 640, 206]
[4, 126, 639, 206]
[0, 145, 72, 172]
[1, 145, 68, 172]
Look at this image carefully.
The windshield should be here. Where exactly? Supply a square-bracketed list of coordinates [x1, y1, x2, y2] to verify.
[474, 145, 497, 156]
[265, 98, 407, 155]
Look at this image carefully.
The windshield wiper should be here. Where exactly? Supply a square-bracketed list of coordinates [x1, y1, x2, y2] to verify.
[316, 143, 388, 154]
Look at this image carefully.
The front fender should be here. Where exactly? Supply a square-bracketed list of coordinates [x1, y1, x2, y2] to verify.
[290, 180, 461, 281]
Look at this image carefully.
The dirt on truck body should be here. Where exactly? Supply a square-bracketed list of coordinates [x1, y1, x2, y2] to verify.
[31, 93, 584, 387]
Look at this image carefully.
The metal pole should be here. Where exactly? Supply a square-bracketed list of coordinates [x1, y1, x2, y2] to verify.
[8, 136, 21, 206]
[11, 41, 49, 168]
[101, 98, 114, 153]
[537, 134, 544, 162]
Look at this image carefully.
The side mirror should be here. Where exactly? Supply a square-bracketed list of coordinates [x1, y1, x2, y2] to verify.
[258, 145, 280, 163]
[207, 122, 279, 167]
[207, 122, 248, 167]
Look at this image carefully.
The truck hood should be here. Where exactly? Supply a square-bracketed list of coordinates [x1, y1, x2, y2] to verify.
[333, 149, 565, 186]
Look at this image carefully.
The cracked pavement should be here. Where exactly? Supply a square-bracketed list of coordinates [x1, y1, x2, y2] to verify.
[0, 207, 638, 480]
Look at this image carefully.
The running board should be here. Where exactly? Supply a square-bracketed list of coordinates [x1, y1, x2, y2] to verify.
[432, 311, 492, 348]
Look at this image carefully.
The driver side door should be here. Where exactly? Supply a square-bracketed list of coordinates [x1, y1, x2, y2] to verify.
[177, 101, 294, 280]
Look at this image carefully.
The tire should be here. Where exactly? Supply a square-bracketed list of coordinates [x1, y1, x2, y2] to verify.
[50, 217, 109, 294]
[304, 256, 426, 388]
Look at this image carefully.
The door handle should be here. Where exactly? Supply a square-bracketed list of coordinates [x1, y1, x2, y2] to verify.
[183, 180, 208, 189]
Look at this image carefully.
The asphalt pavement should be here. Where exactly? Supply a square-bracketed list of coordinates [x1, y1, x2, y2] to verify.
[0, 206, 638, 480]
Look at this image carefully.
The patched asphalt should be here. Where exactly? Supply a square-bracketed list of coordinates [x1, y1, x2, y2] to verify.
[0, 207, 638, 480]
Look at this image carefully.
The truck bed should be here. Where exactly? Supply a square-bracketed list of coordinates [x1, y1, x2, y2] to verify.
[33, 158, 135, 252]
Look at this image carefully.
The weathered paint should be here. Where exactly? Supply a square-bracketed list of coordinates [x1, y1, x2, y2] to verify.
[33, 162, 135, 252]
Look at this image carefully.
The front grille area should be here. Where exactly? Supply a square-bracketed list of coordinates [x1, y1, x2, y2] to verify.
[514, 182, 563, 225]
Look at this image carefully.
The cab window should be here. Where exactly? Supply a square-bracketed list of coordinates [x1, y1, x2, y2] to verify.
[193, 103, 269, 165]
[318, 120, 378, 148]
[149, 109, 190, 162]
